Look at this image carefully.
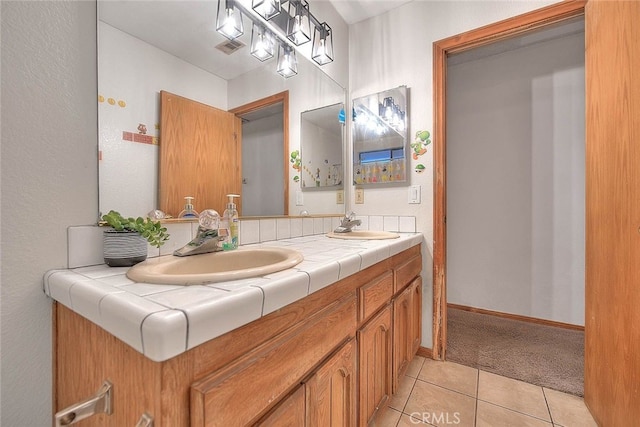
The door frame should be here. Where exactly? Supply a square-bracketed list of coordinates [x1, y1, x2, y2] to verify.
[431, 0, 586, 360]
[230, 91, 290, 216]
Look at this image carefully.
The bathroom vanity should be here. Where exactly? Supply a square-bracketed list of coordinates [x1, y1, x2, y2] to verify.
[48, 234, 423, 426]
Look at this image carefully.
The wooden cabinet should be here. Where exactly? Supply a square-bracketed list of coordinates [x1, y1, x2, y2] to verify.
[53, 245, 422, 427]
[306, 338, 357, 427]
[392, 277, 422, 392]
[256, 386, 306, 427]
[358, 304, 393, 426]
[190, 294, 356, 427]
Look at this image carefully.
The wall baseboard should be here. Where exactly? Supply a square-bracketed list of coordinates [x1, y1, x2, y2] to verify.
[417, 346, 433, 359]
[447, 303, 585, 332]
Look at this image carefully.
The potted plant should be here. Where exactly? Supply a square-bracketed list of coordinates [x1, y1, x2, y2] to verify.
[101, 210, 170, 267]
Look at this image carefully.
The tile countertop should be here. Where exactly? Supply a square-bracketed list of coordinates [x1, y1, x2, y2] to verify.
[44, 233, 423, 362]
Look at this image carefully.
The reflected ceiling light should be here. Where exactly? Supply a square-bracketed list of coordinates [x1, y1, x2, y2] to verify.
[287, 0, 311, 45]
[250, 23, 275, 61]
[252, 0, 281, 20]
[312, 22, 333, 65]
[216, 0, 244, 40]
[277, 45, 298, 78]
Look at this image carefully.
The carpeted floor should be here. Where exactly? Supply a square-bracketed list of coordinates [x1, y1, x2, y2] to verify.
[446, 308, 584, 396]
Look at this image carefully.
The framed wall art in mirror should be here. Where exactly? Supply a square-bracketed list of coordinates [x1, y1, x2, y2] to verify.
[300, 103, 344, 190]
[352, 86, 408, 186]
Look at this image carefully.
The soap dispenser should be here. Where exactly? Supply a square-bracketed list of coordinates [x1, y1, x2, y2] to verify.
[178, 196, 199, 219]
[223, 194, 240, 250]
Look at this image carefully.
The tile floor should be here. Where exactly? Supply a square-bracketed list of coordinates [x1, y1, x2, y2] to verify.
[376, 357, 597, 427]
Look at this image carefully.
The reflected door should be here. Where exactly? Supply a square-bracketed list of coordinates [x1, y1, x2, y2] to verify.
[159, 91, 241, 216]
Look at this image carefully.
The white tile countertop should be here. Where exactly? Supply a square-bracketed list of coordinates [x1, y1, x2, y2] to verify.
[44, 233, 423, 362]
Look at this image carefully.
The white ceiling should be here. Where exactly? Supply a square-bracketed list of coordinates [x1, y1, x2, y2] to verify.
[98, 1, 411, 82]
[328, 0, 413, 25]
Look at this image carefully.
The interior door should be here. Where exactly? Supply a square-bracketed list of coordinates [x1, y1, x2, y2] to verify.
[159, 90, 241, 216]
[432, 0, 586, 361]
[584, 1, 640, 424]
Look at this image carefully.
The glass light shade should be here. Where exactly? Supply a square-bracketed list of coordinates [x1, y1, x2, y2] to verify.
[277, 45, 298, 78]
[287, 0, 311, 45]
[252, 0, 280, 20]
[250, 24, 274, 61]
[382, 97, 394, 120]
[312, 22, 333, 65]
[216, 0, 244, 40]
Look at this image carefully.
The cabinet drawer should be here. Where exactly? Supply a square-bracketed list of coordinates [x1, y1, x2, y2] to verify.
[358, 271, 393, 324]
[190, 294, 357, 427]
[394, 254, 422, 294]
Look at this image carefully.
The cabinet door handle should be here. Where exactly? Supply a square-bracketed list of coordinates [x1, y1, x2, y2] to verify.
[135, 412, 154, 427]
[55, 381, 113, 426]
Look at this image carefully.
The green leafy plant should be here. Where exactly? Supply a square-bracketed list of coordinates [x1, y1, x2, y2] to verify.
[101, 210, 169, 248]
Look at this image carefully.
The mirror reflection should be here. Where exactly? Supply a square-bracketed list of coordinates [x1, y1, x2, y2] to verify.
[300, 103, 344, 190]
[97, 0, 345, 218]
[353, 86, 408, 185]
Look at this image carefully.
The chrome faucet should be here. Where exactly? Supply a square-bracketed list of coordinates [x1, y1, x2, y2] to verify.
[174, 209, 229, 257]
[173, 226, 228, 257]
[334, 212, 362, 233]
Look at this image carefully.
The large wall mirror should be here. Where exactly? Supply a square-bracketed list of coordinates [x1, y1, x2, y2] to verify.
[353, 86, 408, 186]
[300, 103, 344, 190]
[98, 0, 346, 218]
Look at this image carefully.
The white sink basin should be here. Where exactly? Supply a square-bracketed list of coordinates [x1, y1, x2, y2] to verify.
[126, 246, 304, 285]
[326, 230, 400, 240]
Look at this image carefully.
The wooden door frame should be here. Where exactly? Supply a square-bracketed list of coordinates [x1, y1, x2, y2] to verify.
[431, 0, 586, 360]
[230, 91, 290, 216]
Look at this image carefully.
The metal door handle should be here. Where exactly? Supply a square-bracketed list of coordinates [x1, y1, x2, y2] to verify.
[135, 412, 154, 427]
[55, 381, 113, 426]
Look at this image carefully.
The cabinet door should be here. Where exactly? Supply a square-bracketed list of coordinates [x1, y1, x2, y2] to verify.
[358, 304, 392, 427]
[306, 338, 356, 427]
[392, 285, 412, 393]
[409, 277, 422, 357]
[393, 277, 423, 393]
[256, 385, 306, 427]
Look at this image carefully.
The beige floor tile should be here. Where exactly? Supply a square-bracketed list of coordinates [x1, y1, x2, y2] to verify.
[418, 359, 478, 397]
[372, 407, 402, 427]
[476, 400, 552, 427]
[406, 355, 426, 378]
[478, 370, 550, 422]
[544, 388, 597, 427]
[405, 380, 476, 427]
[397, 413, 435, 426]
[390, 375, 417, 411]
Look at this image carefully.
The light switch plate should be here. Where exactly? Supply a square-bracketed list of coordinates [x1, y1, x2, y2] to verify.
[355, 188, 364, 204]
[296, 190, 304, 206]
[336, 190, 344, 204]
[408, 185, 421, 204]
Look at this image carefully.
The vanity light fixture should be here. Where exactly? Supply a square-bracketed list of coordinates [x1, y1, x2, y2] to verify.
[216, 0, 244, 40]
[217, 0, 334, 77]
[311, 22, 333, 65]
[287, 0, 312, 45]
[277, 44, 298, 78]
[250, 23, 275, 61]
[252, 0, 281, 20]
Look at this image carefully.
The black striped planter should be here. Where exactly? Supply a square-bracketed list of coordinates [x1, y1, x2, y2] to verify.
[103, 229, 148, 267]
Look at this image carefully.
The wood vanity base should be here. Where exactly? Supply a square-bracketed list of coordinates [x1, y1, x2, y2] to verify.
[53, 245, 422, 426]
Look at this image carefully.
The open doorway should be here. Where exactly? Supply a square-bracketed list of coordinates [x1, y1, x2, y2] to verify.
[432, 2, 586, 395]
[230, 91, 289, 216]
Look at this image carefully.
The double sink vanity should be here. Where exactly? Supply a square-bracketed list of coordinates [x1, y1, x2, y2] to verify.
[45, 228, 423, 426]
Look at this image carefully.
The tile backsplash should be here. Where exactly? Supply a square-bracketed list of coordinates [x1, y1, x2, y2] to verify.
[68, 215, 417, 269]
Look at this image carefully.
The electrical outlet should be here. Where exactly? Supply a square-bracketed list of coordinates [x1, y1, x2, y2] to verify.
[355, 188, 364, 204]
[336, 190, 344, 204]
